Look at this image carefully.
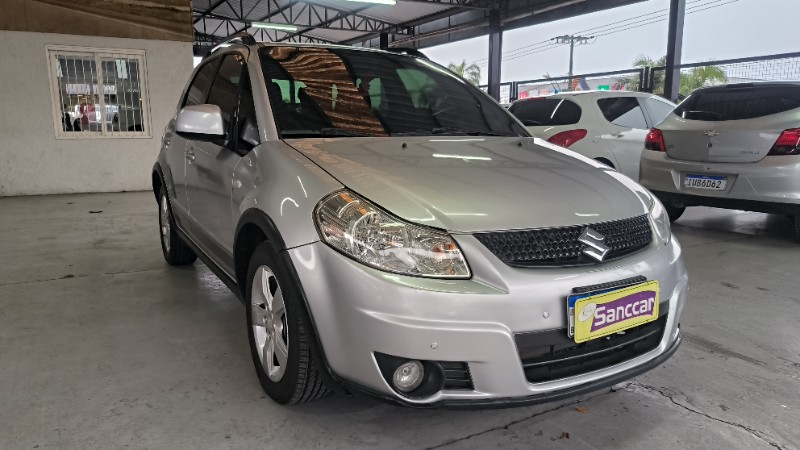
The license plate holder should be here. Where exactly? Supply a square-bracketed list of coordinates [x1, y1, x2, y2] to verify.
[684, 174, 727, 191]
[567, 281, 660, 343]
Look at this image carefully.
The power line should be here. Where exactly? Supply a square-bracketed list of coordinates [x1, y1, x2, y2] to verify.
[572, 0, 718, 34]
[478, 0, 739, 66]
[469, 0, 741, 66]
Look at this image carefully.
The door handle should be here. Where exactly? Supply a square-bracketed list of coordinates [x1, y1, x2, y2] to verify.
[185, 149, 196, 162]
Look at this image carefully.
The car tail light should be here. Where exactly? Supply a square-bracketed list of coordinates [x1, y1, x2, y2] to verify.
[768, 128, 800, 155]
[547, 129, 587, 148]
[645, 128, 666, 152]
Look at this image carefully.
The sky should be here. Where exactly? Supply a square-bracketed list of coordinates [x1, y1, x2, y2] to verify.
[423, 0, 800, 85]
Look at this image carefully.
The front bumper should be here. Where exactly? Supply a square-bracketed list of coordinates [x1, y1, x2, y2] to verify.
[640, 151, 800, 214]
[288, 235, 687, 407]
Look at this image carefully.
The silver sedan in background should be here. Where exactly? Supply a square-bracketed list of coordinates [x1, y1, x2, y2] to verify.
[640, 82, 800, 240]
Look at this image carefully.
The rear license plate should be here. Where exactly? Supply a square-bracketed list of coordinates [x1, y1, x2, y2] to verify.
[684, 174, 727, 190]
[567, 281, 659, 343]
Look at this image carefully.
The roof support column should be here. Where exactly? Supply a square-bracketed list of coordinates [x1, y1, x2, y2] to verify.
[663, 0, 685, 101]
[379, 33, 389, 50]
[487, 9, 503, 101]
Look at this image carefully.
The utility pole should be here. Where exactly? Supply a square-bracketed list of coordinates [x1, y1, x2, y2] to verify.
[552, 34, 593, 91]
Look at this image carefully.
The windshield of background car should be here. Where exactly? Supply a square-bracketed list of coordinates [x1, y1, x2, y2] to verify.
[259, 46, 526, 138]
[508, 98, 582, 126]
[674, 84, 800, 121]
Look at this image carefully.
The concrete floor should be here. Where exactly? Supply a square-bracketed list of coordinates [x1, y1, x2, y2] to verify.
[1, 192, 798, 450]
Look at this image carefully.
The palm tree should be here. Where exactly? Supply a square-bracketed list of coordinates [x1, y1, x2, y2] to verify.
[679, 65, 728, 96]
[617, 54, 666, 92]
[619, 54, 727, 96]
[447, 60, 482, 86]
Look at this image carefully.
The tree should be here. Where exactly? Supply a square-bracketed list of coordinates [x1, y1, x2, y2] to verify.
[679, 65, 728, 96]
[619, 54, 727, 96]
[617, 54, 666, 92]
[447, 60, 481, 86]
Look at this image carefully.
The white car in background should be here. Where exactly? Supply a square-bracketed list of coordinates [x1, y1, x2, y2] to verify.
[640, 82, 800, 238]
[509, 91, 676, 180]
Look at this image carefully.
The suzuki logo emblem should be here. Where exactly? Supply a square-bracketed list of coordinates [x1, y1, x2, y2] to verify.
[578, 228, 610, 262]
[703, 130, 720, 137]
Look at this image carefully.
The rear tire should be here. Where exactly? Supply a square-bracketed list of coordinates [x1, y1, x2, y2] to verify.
[158, 187, 197, 265]
[664, 203, 685, 222]
[246, 243, 329, 404]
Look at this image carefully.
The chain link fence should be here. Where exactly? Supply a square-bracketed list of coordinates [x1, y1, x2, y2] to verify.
[650, 52, 800, 97]
[479, 52, 800, 102]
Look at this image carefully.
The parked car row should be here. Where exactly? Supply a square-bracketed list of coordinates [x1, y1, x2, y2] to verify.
[508, 83, 800, 240]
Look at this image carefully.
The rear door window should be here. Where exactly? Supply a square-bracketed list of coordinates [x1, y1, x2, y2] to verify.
[674, 85, 800, 121]
[597, 97, 648, 129]
[509, 98, 582, 126]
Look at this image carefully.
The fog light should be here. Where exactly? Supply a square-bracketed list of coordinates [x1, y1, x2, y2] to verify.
[392, 360, 424, 392]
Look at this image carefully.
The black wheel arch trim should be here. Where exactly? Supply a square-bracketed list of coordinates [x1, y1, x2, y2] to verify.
[152, 162, 164, 202]
[234, 209, 345, 394]
[152, 163, 188, 232]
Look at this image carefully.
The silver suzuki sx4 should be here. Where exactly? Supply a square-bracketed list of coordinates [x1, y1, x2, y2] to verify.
[152, 36, 687, 407]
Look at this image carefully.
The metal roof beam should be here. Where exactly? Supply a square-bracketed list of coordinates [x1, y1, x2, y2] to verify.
[194, 1, 409, 39]
[193, 0, 228, 24]
[249, 0, 400, 31]
[395, 0, 492, 9]
[357, 0, 646, 49]
[196, 12, 407, 34]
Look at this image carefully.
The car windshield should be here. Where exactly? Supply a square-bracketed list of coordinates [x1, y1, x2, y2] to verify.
[259, 46, 526, 138]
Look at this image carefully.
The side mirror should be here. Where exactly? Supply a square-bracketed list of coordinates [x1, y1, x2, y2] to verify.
[176, 104, 225, 140]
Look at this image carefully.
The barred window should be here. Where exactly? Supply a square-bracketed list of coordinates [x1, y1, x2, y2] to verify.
[47, 46, 150, 138]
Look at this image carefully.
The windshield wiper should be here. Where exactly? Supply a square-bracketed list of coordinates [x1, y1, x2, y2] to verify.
[281, 128, 372, 138]
[319, 127, 366, 137]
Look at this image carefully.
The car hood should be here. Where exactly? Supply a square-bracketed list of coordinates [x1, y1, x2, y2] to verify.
[287, 136, 649, 233]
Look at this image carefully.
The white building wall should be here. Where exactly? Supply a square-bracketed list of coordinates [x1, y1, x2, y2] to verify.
[0, 30, 193, 196]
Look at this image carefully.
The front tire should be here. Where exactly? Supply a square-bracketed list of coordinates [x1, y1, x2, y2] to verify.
[246, 243, 329, 404]
[158, 187, 197, 265]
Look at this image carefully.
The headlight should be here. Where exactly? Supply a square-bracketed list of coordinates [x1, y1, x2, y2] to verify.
[314, 190, 470, 278]
[648, 193, 671, 245]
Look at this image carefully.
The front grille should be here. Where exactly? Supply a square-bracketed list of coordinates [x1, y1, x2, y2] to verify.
[515, 311, 667, 384]
[474, 215, 652, 267]
[440, 361, 473, 390]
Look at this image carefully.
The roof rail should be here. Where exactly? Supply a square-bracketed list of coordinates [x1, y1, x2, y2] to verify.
[210, 32, 257, 55]
[385, 47, 429, 60]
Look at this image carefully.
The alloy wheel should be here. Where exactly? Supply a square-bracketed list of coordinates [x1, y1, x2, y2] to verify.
[160, 195, 171, 252]
[251, 265, 289, 382]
